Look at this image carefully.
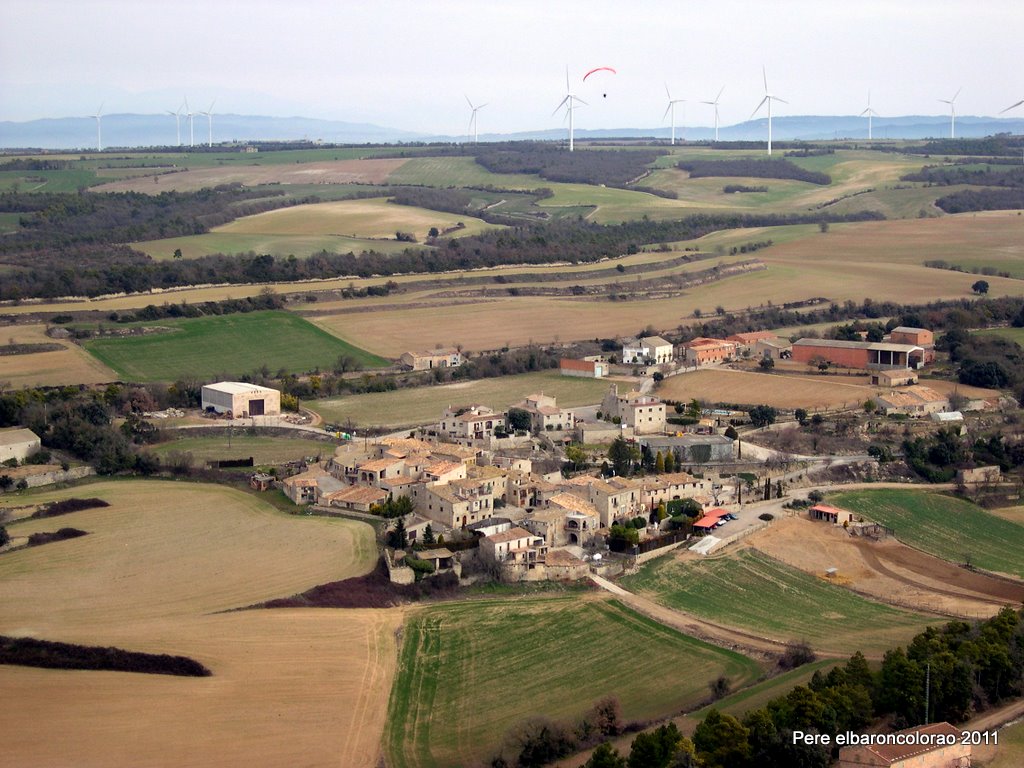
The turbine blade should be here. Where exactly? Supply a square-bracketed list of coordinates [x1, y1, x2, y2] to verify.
[663, 103, 672, 121]
[952, 87, 962, 102]
[762, 66, 768, 94]
[773, 96, 789, 105]
[465, 94, 474, 109]
[552, 96, 570, 117]
[751, 96, 768, 119]
[1000, 99, 1024, 113]
[566, 65, 570, 93]
[716, 85, 725, 103]
[665, 83, 671, 100]
[477, 103, 488, 110]
[573, 96, 588, 106]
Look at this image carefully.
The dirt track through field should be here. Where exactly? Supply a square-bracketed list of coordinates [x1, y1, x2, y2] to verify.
[591, 575, 840, 659]
[853, 539, 1024, 605]
[751, 516, 1024, 618]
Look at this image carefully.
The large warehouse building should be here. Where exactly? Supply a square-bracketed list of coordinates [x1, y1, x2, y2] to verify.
[201, 382, 281, 417]
[792, 338, 925, 371]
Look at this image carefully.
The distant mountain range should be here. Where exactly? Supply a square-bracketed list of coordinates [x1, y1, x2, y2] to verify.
[1, 112, 1022, 150]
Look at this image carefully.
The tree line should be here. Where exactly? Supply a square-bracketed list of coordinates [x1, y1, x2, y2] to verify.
[677, 158, 831, 185]
[0, 209, 883, 300]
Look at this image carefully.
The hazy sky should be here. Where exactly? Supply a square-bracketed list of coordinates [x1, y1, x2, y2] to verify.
[2, 0, 1022, 134]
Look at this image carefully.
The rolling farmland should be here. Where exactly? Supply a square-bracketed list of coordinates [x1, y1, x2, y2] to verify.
[83, 310, 389, 381]
[831, 489, 1024, 578]
[212, 197, 500, 241]
[148, 433, 336, 465]
[0, 480, 391, 768]
[384, 596, 762, 768]
[620, 549, 934, 654]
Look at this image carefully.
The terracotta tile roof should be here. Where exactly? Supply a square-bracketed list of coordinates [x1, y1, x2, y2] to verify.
[548, 492, 599, 517]
[358, 457, 403, 472]
[426, 461, 464, 476]
[324, 485, 388, 504]
[486, 526, 537, 544]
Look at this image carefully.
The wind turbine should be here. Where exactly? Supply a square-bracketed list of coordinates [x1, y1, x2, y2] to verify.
[199, 100, 216, 147]
[663, 85, 685, 145]
[167, 102, 183, 146]
[751, 67, 787, 155]
[92, 103, 104, 152]
[938, 88, 961, 139]
[1000, 98, 1024, 115]
[701, 86, 725, 142]
[553, 67, 587, 152]
[465, 96, 487, 144]
[860, 91, 879, 140]
[184, 97, 195, 147]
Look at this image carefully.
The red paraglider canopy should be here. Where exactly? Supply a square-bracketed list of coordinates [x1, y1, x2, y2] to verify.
[582, 66, 617, 82]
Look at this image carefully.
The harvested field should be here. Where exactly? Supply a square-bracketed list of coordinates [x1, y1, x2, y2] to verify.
[384, 596, 762, 768]
[83, 310, 388, 381]
[832, 488, 1024, 579]
[619, 548, 934, 654]
[386, 156, 541, 189]
[213, 197, 499, 241]
[751, 515, 1024, 618]
[312, 370, 617, 428]
[0, 323, 117, 387]
[657, 368, 880, 410]
[91, 157, 410, 193]
[0, 480, 393, 768]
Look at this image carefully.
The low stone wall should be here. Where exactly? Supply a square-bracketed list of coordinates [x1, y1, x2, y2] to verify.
[383, 550, 415, 586]
[10, 466, 96, 490]
[634, 537, 691, 565]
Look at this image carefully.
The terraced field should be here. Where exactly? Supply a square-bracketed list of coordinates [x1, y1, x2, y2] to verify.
[84, 310, 388, 381]
[384, 597, 762, 768]
[133, 231, 418, 260]
[620, 549, 934, 654]
[831, 489, 1024, 578]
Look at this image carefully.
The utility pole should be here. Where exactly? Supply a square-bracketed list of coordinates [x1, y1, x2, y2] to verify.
[925, 662, 931, 724]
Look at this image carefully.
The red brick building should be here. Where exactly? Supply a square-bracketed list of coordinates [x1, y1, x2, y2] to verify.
[792, 338, 925, 371]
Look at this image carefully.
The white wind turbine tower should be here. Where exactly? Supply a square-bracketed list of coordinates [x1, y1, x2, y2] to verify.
[465, 96, 487, 144]
[199, 100, 216, 147]
[938, 88, 961, 139]
[92, 103, 104, 152]
[663, 85, 685, 145]
[751, 67, 787, 155]
[860, 91, 879, 140]
[184, 97, 195, 147]
[167, 102, 183, 146]
[553, 67, 587, 152]
[701, 87, 724, 142]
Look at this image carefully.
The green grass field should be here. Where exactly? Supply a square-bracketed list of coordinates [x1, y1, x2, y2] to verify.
[83, 310, 388, 381]
[976, 327, 1024, 345]
[383, 596, 762, 768]
[988, 718, 1024, 768]
[620, 549, 934, 654]
[148, 434, 334, 465]
[831, 489, 1024, 578]
[312, 370, 613, 428]
[690, 659, 840, 720]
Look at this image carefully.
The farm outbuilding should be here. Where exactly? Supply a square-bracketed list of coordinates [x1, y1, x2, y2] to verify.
[0, 427, 41, 464]
[809, 503, 857, 525]
[201, 382, 281, 417]
[792, 338, 925, 371]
